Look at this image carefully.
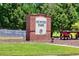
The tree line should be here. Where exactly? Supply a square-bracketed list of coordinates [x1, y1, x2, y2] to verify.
[0, 3, 79, 31]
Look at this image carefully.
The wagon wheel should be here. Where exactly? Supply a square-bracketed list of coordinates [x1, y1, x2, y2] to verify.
[69, 34, 72, 40]
[63, 35, 66, 40]
[60, 33, 63, 40]
[67, 35, 70, 40]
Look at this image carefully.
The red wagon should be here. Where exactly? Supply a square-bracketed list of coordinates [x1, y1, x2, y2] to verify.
[60, 30, 70, 40]
[60, 30, 79, 40]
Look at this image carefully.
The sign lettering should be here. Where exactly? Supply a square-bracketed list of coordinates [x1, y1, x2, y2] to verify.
[35, 16, 47, 35]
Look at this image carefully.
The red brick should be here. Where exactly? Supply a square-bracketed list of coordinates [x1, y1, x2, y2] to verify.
[26, 14, 51, 42]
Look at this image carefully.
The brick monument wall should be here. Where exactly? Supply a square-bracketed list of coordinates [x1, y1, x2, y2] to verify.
[26, 14, 51, 42]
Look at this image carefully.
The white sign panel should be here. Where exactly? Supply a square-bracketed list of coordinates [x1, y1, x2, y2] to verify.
[35, 16, 47, 35]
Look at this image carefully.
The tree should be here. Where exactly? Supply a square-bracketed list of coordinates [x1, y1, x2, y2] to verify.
[41, 3, 79, 31]
[0, 3, 79, 31]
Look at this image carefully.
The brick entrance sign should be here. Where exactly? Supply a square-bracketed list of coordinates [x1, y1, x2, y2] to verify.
[26, 14, 51, 42]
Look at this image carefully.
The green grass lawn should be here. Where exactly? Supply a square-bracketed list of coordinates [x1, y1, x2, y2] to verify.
[0, 43, 79, 56]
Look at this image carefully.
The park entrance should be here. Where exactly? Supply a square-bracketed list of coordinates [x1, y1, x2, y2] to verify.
[26, 14, 51, 42]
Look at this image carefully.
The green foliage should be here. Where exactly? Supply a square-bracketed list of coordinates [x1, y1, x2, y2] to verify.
[71, 20, 79, 30]
[42, 4, 79, 31]
[0, 3, 79, 31]
[0, 4, 25, 29]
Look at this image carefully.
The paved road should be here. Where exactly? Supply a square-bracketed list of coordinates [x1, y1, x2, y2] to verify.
[0, 37, 79, 47]
[53, 38, 79, 46]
